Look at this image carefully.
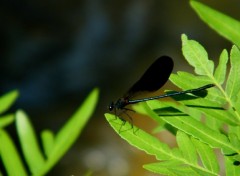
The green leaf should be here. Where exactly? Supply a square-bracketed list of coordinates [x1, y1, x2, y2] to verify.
[180, 35, 240, 124]
[144, 161, 198, 176]
[0, 90, 19, 114]
[169, 72, 226, 105]
[0, 129, 27, 176]
[170, 72, 212, 88]
[190, 167, 217, 176]
[225, 156, 240, 176]
[190, 1, 240, 47]
[53, 88, 98, 154]
[144, 162, 175, 176]
[226, 46, 240, 103]
[169, 91, 239, 126]
[146, 100, 237, 154]
[192, 138, 219, 173]
[181, 34, 214, 76]
[176, 131, 197, 165]
[228, 133, 240, 149]
[237, 90, 240, 113]
[214, 49, 228, 85]
[36, 88, 99, 175]
[106, 113, 219, 176]
[229, 126, 240, 140]
[41, 130, 55, 157]
[0, 114, 15, 128]
[16, 110, 45, 174]
[204, 115, 222, 132]
[105, 113, 174, 160]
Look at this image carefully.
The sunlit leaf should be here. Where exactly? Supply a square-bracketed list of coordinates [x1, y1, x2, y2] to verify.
[0, 129, 27, 176]
[177, 131, 197, 164]
[192, 138, 219, 173]
[0, 114, 15, 128]
[0, 90, 19, 114]
[214, 49, 228, 85]
[191, 0, 240, 47]
[16, 110, 45, 174]
[226, 46, 240, 103]
[36, 88, 99, 175]
[41, 130, 55, 157]
[182, 34, 214, 76]
[225, 156, 240, 176]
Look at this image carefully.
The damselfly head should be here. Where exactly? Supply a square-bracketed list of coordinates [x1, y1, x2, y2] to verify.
[108, 101, 115, 111]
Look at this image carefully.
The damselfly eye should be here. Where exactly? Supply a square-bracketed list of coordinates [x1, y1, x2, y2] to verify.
[108, 102, 114, 111]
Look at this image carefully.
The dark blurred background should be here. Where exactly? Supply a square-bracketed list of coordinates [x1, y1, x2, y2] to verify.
[1, 0, 240, 175]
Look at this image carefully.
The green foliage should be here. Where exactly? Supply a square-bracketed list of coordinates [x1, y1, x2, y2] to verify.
[190, 0, 240, 47]
[0, 90, 19, 128]
[105, 33, 240, 176]
[0, 88, 99, 176]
